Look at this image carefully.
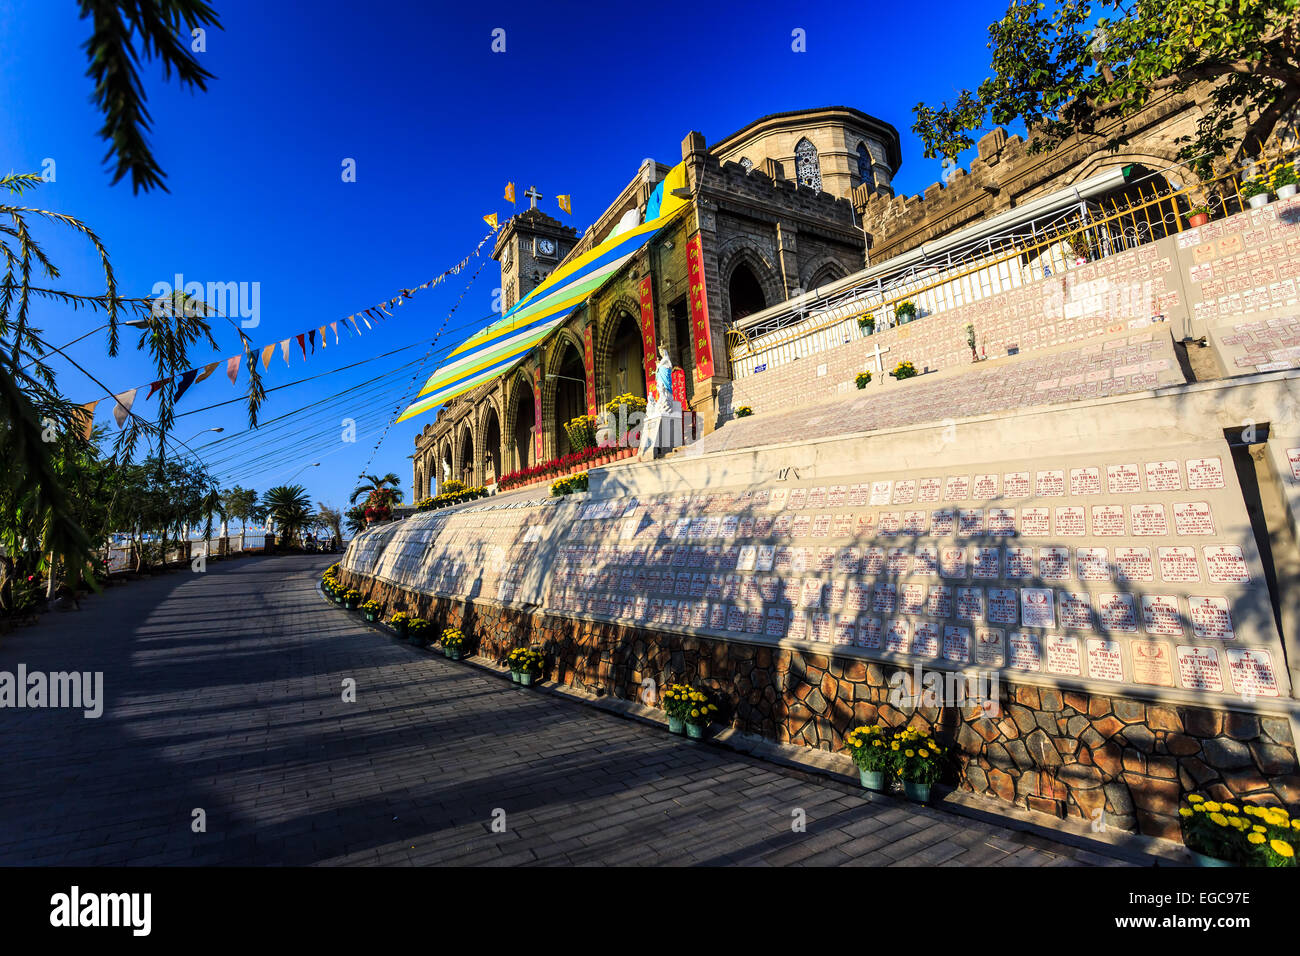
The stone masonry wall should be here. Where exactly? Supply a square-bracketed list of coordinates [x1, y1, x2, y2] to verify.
[335, 568, 1299, 842]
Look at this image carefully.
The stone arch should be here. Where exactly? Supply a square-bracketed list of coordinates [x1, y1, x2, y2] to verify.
[541, 328, 589, 460]
[800, 255, 849, 292]
[593, 293, 647, 408]
[718, 243, 785, 326]
[477, 397, 504, 487]
[503, 369, 538, 474]
[455, 421, 475, 486]
[794, 136, 822, 191]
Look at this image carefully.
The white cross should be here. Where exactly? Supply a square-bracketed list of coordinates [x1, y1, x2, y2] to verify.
[524, 185, 542, 209]
[866, 341, 891, 375]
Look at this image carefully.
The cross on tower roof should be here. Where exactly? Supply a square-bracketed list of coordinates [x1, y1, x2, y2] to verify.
[523, 185, 543, 209]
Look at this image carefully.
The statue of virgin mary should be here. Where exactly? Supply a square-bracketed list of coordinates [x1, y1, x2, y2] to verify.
[653, 346, 675, 412]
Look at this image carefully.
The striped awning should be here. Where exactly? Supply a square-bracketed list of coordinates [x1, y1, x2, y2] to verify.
[396, 162, 689, 423]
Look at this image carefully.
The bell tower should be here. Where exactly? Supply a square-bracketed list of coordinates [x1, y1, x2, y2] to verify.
[492, 199, 578, 312]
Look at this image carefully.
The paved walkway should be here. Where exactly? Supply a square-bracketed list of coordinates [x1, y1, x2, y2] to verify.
[0, 555, 1135, 866]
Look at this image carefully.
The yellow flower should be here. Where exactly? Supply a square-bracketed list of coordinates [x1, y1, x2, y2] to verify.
[1222, 802, 1238, 813]
[1248, 832, 1265, 845]
[1210, 812, 1228, 827]
[890, 742, 899, 751]
[1187, 794, 1204, 804]
[905, 749, 915, 758]
[1179, 808, 1193, 818]
[1270, 840, 1294, 858]
[918, 749, 929, 758]
[1253, 825, 1266, 833]
[1203, 801, 1221, 813]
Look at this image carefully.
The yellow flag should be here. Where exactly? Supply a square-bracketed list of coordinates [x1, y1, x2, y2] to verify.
[504, 182, 516, 204]
[557, 194, 571, 214]
[483, 212, 499, 228]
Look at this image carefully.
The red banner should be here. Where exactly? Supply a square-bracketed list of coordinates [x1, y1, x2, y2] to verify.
[582, 322, 597, 416]
[638, 275, 658, 401]
[685, 233, 715, 381]
[532, 365, 543, 461]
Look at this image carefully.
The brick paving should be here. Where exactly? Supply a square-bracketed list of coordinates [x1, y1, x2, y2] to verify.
[0, 555, 1136, 866]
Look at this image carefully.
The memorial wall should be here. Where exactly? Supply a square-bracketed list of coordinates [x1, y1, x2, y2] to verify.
[340, 372, 1300, 838]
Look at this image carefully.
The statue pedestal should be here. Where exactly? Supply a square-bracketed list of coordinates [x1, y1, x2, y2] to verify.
[638, 400, 683, 461]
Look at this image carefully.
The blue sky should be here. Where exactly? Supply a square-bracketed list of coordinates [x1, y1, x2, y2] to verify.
[0, 0, 1008, 518]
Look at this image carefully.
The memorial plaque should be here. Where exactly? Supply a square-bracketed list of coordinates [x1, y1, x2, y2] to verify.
[807, 486, 828, 509]
[1003, 471, 1031, 498]
[943, 625, 971, 664]
[1130, 503, 1169, 536]
[869, 481, 893, 505]
[1115, 547, 1154, 583]
[1045, 635, 1082, 676]
[926, 584, 952, 618]
[972, 473, 999, 499]
[884, 619, 911, 654]
[1176, 645, 1224, 692]
[1098, 591, 1138, 632]
[863, 547, 886, 574]
[913, 621, 940, 657]
[1107, 463, 1142, 494]
[959, 509, 985, 535]
[872, 583, 897, 613]
[1204, 545, 1250, 583]
[788, 488, 808, 509]
[975, 627, 1004, 667]
[944, 475, 970, 500]
[1189, 595, 1234, 640]
[828, 485, 847, 507]
[878, 512, 901, 536]
[1141, 594, 1183, 636]
[887, 547, 911, 576]
[1008, 631, 1042, 671]
[833, 615, 856, 645]
[1145, 460, 1182, 491]
[919, 477, 943, 502]
[1020, 588, 1055, 628]
[1157, 546, 1200, 582]
[1091, 505, 1126, 536]
[1186, 457, 1226, 490]
[931, 509, 955, 536]
[973, 546, 1000, 579]
[1087, 638, 1125, 681]
[1040, 546, 1070, 581]
[988, 508, 1016, 536]
[765, 606, 788, 637]
[987, 587, 1018, 625]
[1036, 470, 1065, 496]
[913, 545, 938, 576]
[1226, 647, 1279, 697]
[1006, 545, 1034, 579]
[900, 582, 926, 615]
[893, 480, 917, 504]
[1173, 501, 1216, 535]
[1131, 640, 1175, 686]
[810, 612, 832, 643]
[1076, 547, 1111, 582]
[1055, 506, 1085, 536]
[956, 586, 984, 621]
[848, 580, 871, 612]
[1071, 467, 1102, 496]
[940, 546, 966, 579]
[1020, 507, 1049, 536]
[1058, 591, 1093, 630]
[856, 617, 883, 649]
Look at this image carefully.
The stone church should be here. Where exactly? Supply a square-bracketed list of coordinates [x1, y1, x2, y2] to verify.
[413, 106, 901, 497]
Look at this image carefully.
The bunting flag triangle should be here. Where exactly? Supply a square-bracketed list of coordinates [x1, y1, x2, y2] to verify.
[361, 315, 372, 330]
[280, 339, 291, 366]
[483, 212, 498, 228]
[173, 368, 200, 403]
[195, 361, 219, 385]
[296, 333, 307, 359]
[77, 401, 99, 441]
[146, 379, 168, 400]
[330, 322, 338, 344]
[112, 389, 137, 428]
[260, 344, 276, 369]
[308, 329, 317, 353]
[319, 325, 328, 347]
[504, 182, 515, 204]
[226, 355, 241, 384]
[557, 194, 571, 214]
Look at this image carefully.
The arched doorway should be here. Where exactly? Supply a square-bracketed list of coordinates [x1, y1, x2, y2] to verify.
[439, 442, 453, 491]
[457, 427, 474, 485]
[552, 341, 587, 458]
[605, 311, 646, 402]
[513, 377, 536, 472]
[482, 407, 501, 486]
[729, 262, 767, 325]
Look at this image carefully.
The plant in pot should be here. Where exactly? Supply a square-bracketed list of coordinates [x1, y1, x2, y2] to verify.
[406, 618, 432, 647]
[844, 724, 891, 791]
[358, 598, 382, 623]
[388, 611, 410, 638]
[506, 647, 544, 686]
[440, 625, 465, 660]
[1241, 176, 1271, 209]
[661, 683, 698, 735]
[1186, 205, 1211, 228]
[734, 406, 754, 418]
[857, 315, 875, 336]
[894, 300, 917, 324]
[890, 360, 919, 380]
[854, 371, 872, 389]
[1273, 163, 1299, 200]
[1181, 795, 1297, 866]
[342, 588, 361, 610]
[683, 689, 718, 740]
[888, 726, 944, 802]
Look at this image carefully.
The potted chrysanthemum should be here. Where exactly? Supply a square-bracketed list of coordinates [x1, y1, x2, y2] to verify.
[342, 588, 361, 610]
[388, 611, 410, 638]
[661, 683, 695, 734]
[441, 626, 465, 660]
[359, 599, 382, 623]
[684, 690, 718, 740]
[845, 724, 891, 791]
[506, 647, 543, 686]
[889, 726, 944, 802]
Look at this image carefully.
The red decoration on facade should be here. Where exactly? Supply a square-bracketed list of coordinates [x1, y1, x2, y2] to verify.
[582, 322, 597, 416]
[638, 275, 658, 401]
[532, 364, 543, 461]
[685, 233, 716, 381]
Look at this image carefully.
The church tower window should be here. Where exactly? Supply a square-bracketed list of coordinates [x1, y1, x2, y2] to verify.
[856, 142, 873, 184]
[795, 137, 822, 191]
[739, 157, 753, 172]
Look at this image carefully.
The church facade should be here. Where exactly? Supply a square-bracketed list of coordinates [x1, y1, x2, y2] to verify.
[412, 107, 901, 498]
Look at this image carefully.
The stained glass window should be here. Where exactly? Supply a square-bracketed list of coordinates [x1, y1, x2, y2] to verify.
[739, 157, 753, 172]
[795, 138, 821, 191]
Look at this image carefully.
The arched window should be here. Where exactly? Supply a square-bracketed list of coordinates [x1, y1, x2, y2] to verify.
[795, 137, 822, 191]
[856, 142, 874, 185]
[739, 157, 754, 172]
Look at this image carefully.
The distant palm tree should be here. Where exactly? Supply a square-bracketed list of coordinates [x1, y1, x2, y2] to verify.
[316, 502, 343, 549]
[349, 472, 403, 505]
[262, 485, 313, 547]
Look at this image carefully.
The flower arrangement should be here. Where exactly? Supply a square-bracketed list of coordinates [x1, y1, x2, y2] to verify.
[857, 315, 875, 333]
[341, 588, 361, 608]
[891, 360, 918, 380]
[388, 611, 410, 635]
[564, 414, 597, 452]
[551, 472, 588, 496]
[854, 371, 872, 389]
[1181, 795, 1296, 866]
[662, 684, 717, 734]
[506, 647, 544, 682]
[844, 724, 892, 773]
[734, 406, 754, 418]
[441, 626, 465, 651]
[417, 484, 488, 510]
[1240, 176, 1270, 199]
[1272, 163, 1299, 190]
[497, 446, 609, 491]
[406, 618, 433, 644]
[888, 726, 945, 785]
[1187, 205, 1210, 221]
[605, 393, 647, 414]
[358, 598, 382, 617]
[894, 300, 917, 323]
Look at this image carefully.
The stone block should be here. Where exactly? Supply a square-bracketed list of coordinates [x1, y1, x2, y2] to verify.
[1025, 729, 1063, 768]
[1250, 742, 1297, 775]
[1146, 705, 1182, 732]
[1201, 736, 1253, 769]
[1113, 699, 1145, 724]
[1121, 724, 1156, 754]
[1123, 773, 1180, 815]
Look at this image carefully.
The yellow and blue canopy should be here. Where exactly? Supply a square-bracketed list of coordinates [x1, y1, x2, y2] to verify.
[396, 162, 689, 423]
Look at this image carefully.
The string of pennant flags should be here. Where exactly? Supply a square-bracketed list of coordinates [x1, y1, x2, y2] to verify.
[77, 228, 499, 435]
